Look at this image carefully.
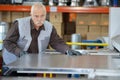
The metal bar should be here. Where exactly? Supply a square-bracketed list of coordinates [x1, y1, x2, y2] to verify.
[95, 69, 120, 76]
[0, 5, 109, 13]
[0, 40, 3, 43]
[16, 68, 94, 75]
[66, 42, 108, 46]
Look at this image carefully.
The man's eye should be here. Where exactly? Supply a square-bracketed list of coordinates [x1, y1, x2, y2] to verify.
[41, 15, 44, 17]
[34, 15, 38, 18]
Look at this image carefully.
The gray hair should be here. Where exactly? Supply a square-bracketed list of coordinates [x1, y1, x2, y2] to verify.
[30, 2, 46, 15]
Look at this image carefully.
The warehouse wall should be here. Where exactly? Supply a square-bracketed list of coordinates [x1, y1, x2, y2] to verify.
[0, 12, 109, 43]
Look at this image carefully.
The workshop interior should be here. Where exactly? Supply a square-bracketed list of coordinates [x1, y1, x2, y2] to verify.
[0, 0, 120, 80]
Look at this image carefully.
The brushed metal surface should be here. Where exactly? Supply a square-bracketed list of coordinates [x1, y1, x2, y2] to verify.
[1, 76, 120, 80]
[5, 53, 120, 75]
[7, 54, 109, 69]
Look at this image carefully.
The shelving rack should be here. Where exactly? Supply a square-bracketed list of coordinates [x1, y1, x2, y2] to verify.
[0, 5, 109, 13]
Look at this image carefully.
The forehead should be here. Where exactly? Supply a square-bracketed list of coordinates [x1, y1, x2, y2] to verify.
[33, 8, 44, 15]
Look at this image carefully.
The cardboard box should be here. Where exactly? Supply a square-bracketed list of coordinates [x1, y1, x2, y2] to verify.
[2, 12, 11, 23]
[11, 12, 24, 22]
[76, 14, 89, 25]
[52, 22, 64, 38]
[49, 12, 63, 23]
[100, 14, 109, 26]
[88, 14, 101, 25]
[101, 33, 108, 36]
[76, 25, 88, 33]
[87, 32, 101, 40]
[101, 26, 108, 33]
[76, 25, 88, 40]
[89, 25, 101, 33]
[23, 12, 30, 17]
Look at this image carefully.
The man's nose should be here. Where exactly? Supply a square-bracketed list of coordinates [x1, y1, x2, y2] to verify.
[37, 17, 42, 21]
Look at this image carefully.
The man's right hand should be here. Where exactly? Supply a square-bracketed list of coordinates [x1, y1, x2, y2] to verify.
[19, 51, 28, 57]
[66, 50, 82, 56]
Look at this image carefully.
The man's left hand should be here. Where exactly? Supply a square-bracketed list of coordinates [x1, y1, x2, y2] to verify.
[66, 50, 82, 56]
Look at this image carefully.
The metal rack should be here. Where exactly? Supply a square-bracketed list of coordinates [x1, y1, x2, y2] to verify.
[0, 5, 109, 13]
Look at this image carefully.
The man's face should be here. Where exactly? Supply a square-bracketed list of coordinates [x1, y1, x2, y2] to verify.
[31, 7, 46, 27]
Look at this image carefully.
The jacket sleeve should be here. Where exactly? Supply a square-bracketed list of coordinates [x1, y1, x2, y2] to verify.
[49, 26, 70, 54]
[3, 21, 21, 56]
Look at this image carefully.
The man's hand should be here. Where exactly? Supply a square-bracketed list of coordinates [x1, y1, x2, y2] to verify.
[66, 50, 82, 56]
[19, 51, 28, 57]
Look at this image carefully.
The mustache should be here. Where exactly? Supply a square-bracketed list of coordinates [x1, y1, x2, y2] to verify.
[36, 21, 44, 24]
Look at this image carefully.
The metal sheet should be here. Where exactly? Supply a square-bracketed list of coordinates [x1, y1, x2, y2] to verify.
[109, 8, 120, 49]
[1, 76, 120, 80]
[6, 54, 109, 69]
[5, 53, 120, 76]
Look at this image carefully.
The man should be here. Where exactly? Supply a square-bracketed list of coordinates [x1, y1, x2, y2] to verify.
[2, 2, 81, 65]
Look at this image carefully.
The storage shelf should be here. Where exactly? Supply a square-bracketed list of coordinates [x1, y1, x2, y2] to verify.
[56, 6, 109, 13]
[0, 5, 31, 12]
[0, 5, 109, 13]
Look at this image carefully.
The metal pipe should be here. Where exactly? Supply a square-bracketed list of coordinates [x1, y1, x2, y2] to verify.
[66, 42, 108, 46]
